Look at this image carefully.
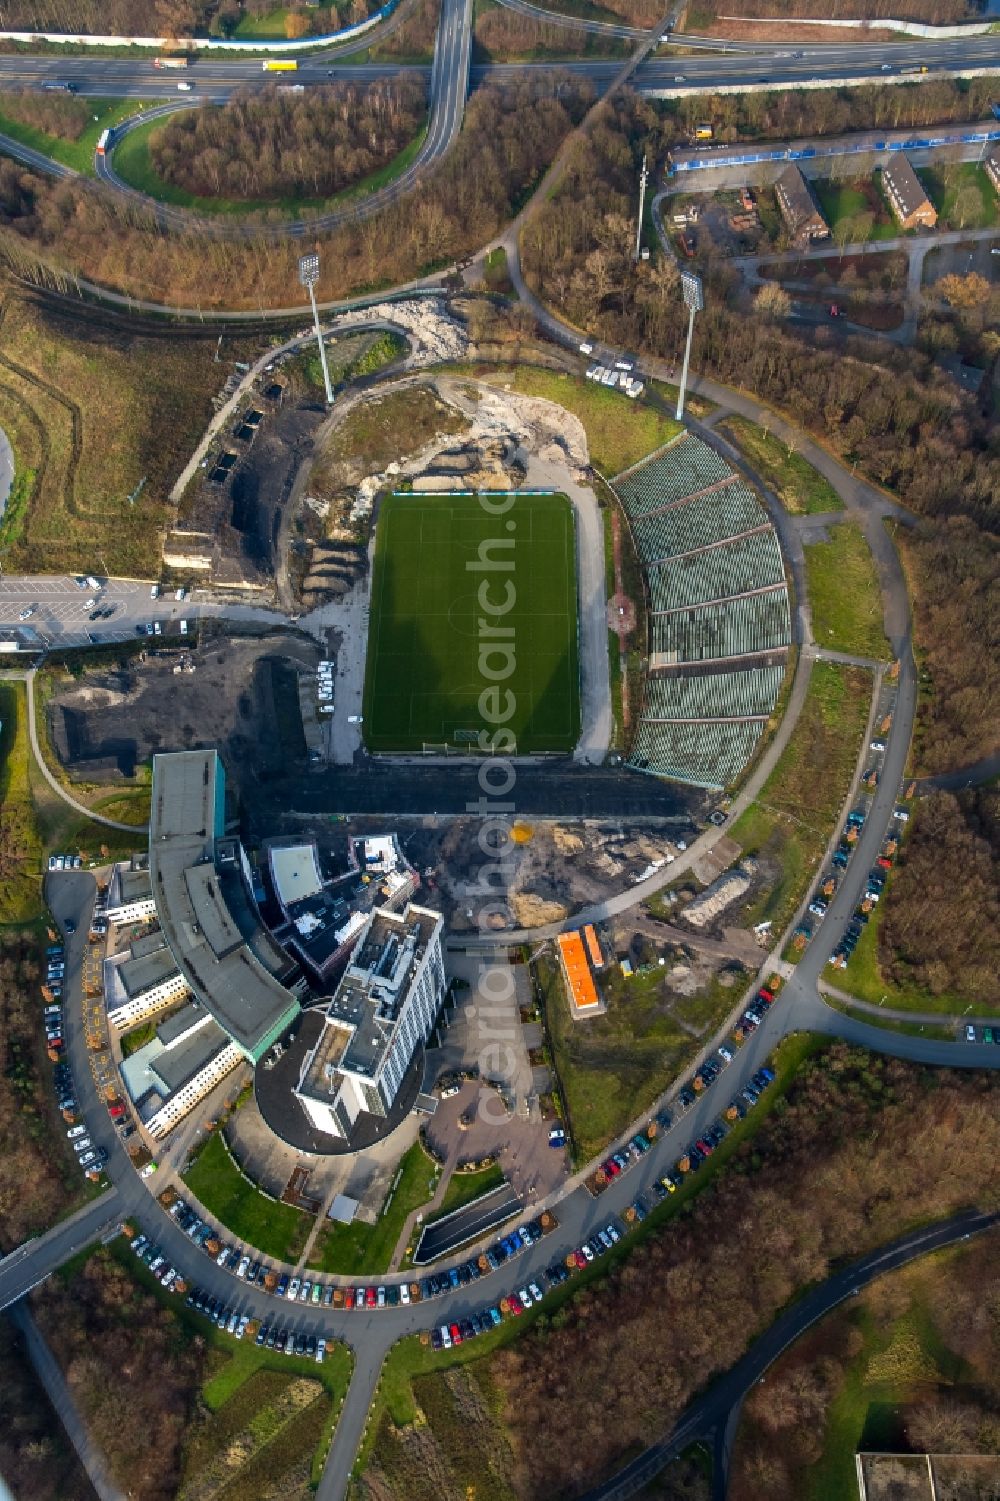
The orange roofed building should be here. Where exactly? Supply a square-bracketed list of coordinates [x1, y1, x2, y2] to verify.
[556, 930, 605, 1020]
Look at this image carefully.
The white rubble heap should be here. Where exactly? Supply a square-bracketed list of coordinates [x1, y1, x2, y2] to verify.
[331, 298, 469, 368]
[682, 860, 757, 929]
[348, 375, 594, 526]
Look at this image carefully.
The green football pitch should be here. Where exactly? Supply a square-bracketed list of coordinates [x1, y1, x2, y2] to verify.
[363, 493, 580, 753]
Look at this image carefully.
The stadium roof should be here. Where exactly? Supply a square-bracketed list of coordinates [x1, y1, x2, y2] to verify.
[149, 750, 300, 1062]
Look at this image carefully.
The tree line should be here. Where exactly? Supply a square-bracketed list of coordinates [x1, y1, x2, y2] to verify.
[487, 1045, 1000, 1498]
[0, 87, 90, 141]
[878, 786, 999, 1002]
[150, 77, 427, 201]
[0, 74, 592, 304]
[474, 8, 624, 60]
[0, 0, 369, 39]
[519, 90, 998, 773]
[689, 0, 978, 25]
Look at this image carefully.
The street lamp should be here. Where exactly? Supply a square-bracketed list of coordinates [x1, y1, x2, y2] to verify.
[675, 270, 704, 423]
[298, 252, 334, 407]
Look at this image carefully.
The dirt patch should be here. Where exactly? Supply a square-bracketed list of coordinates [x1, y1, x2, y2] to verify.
[688, 18, 898, 41]
[45, 630, 318, 788]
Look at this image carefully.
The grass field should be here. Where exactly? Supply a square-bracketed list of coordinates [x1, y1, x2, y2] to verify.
[730, 661, 871, 937]
[922, 162, 999, 231]
[435, 1161, 506, 1219]
[539, 955, 750, 1162]
[720, 415, 843, 515]
[183, 1131, 312, 1263]
[0, 287, 258, 576]
[363, 492, 580, 753]
[813, 176, 898, 242]
[0, 97, 154, 176]
[0, 682, 43, 923]
[308, 1139, 439, 1274]
[803, 520, 889, 660]
[490, 367, 684, 475]
[112, 110, 428, 218]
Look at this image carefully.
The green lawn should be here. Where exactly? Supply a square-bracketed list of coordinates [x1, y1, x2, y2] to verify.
[539, 955, 753, 1163]
[730, 661, 872, 937]
[821, 993, 958, 1042]
[921, 162, 999, 230]
[499, 368, 684, 475]
[363, 492, 580, 753]
[0, 681, 43, 923]
[720, 415, 843, 515]
[435, 1162, 506, 1219]
[308, 1140, 440, 1275]
[111, 109, 428, 218]
[803, 521, 889, 660]
[183, 1131, 311, 1263]
[813, 176, 898, 242]
[119, 1020, 157, 1058]
[0, 98, 156, 176]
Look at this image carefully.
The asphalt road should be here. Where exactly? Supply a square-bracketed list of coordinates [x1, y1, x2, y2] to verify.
[0, 870, 996, 1501]
[580, 1207, 1000, 1499]
[1, 34, 997, 100]
[88, 0, 474, 243]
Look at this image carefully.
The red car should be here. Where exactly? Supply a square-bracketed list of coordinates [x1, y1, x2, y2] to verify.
[344, 1288, 355, 1310]
[877, 856, 892, 869]
[696, 1138, 713, 1157]
[507, 1294, 523, 1316]
[758, 988, 774, 1004]
[573, 1249, 587, 1270]
[604, 1158, 621, 1178]
[365, 1286, 376, 1308]
[450, 1321, 463, 1344]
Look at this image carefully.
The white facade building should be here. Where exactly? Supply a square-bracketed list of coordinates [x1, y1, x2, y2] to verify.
[295, 903, 445, 1141]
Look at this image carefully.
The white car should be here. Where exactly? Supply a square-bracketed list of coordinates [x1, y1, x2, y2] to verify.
[286, 1277, 300, 1301]
[237, 1255, 250, 1279]
[440, 1324, 452, 1349]
[518, 1286, 533, 1309]
[718, 1046, 733, 1064]
[529, 1282, 543, 1303]
[315, 1337, 326, 1364]
[150, 583, 160, 598]
[400, 1284, 410, 1305]
[216, 1246, 229, 1266]
[18, 606, 34, 620]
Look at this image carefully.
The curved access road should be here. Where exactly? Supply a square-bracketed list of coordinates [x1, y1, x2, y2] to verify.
[580, 1206, 1000, 1500]
[93, 0, 472, 242]
[0, 667, 148, 832]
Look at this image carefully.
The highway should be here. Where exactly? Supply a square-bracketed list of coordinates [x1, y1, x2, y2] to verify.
[1, 33, 999, 98]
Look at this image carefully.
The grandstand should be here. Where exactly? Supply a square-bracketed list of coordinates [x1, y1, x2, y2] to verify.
[616, 435, 791, 790]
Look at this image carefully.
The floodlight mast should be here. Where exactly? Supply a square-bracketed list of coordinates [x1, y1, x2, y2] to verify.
[675, 270, 704, 423]
[298, 252, 334, 407]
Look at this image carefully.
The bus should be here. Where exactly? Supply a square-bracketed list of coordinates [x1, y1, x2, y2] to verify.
[262, 58, 298, 71]
[154, 55, 191, 68]
[96, 128, 111, 156]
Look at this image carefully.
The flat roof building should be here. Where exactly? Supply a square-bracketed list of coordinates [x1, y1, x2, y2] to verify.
[882, 155, 937, 230]
[120, 1000, 241, 1141]
[557, 931, 604, 1019]
[149, 750, 301, 1062]
[295, 902, 445, 1142]
[774, 164, 830, 247]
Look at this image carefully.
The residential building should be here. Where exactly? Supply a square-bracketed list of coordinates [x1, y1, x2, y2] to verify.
[119, 1000, 242, 1141]
[985, 145, 1000, 198]
[557, 930, 605, 1020]
[105, 859, 157, 924]
[106, 931, 189, 1029]
[881, 155, 937, 230]
[773, 164, 830, 247]
[295, 903, 446, 1141]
